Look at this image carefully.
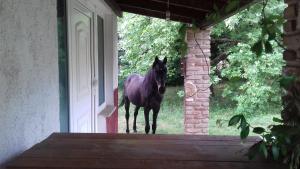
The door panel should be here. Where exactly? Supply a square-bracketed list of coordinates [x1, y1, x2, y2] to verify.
[76, 23, 90, 97]
[68, 1, 93, 133]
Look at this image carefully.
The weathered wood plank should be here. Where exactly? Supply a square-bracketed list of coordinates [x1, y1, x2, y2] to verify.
[7, 158, 286, 169]
[21, 145, 251, 162]
[6, 133, 286, 169]
[19, 138, 256, 162]
[48, 133, 260, 142]
[37, 138, 257, 147]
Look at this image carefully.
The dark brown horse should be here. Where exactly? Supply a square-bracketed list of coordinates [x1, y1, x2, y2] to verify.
[123, 57, 167, 134]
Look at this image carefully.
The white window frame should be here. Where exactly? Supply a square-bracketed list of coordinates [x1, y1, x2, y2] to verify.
[92, 3, 115, 133]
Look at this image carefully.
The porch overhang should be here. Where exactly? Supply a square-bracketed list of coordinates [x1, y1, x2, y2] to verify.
[108, 0, 258, 28]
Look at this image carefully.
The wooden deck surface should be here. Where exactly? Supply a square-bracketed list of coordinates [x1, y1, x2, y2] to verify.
[6, 133, 286, 169]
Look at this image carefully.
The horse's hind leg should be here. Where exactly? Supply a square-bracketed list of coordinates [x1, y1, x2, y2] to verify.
[124, 97, 130, 133]
[133, 106, 140, 133]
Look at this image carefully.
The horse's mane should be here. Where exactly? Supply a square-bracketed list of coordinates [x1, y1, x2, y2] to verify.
[142, 68, 157, 98]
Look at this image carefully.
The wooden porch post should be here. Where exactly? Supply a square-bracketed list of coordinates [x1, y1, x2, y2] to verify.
[184, 28, 211, 135]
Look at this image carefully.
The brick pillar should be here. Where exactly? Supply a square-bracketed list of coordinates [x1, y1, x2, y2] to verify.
[283, 0, 300, 123]
[184, 28, 211, 135]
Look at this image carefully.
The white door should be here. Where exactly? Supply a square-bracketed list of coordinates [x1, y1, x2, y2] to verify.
[68, 0, 94, 133]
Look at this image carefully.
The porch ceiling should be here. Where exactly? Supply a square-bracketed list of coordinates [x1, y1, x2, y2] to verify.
[110, 0, 257, 28]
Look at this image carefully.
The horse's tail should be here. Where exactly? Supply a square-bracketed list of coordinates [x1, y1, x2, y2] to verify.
[118, 79, 126, 107]
[118, 93, 125, 107]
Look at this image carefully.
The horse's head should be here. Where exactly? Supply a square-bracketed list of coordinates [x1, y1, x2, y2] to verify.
[152, 56, 167, 94]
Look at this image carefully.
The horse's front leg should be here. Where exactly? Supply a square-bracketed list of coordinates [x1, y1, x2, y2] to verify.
[133, 106, 140, 133]
[144, 107, 151, 134]
[152, 106, 160, 134]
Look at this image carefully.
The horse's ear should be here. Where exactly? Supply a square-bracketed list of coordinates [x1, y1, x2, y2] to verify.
[153, 56, 159, 67]
[163, 57, 167, 64]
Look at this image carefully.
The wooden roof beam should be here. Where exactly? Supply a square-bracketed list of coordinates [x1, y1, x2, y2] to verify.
[104, 0, 122, 17]
[198, 0, 258, 28]
[117, 0, 207, 20]
[119, 4, 201, 24]
[149, 0, 212, 13]
[116, 0, 257, 28]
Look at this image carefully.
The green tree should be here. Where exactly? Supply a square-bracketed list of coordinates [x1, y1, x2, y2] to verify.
[211, 0, 286, 115]
[118, 13, 186, 85]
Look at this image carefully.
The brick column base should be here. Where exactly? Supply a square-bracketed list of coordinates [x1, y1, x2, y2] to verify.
[184, 28, 211, 135]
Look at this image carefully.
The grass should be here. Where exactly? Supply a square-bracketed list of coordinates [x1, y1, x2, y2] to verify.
[209, 107, 280, 135]
[118, 86, 280, 135]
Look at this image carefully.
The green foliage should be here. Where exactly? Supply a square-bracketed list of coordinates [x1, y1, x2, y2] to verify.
[280, 76, 297, 88]
[206, 0, 241, 24]
[220, 0, 300, 168]
[222, 43, 284, 114]
[176, 90, 185, 98]
[211, 0, 286, 115]
[211, 1, 300, 168]
[229, 114, 300, 169]
[118, 13, 187, 85]
[228, 76, 300, 169]
[228, 114, 242, 126]
[228, 114, 250, 139]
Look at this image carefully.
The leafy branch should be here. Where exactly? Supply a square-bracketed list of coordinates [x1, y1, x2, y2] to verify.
[206, 0, 241, 23]
[229, 113, 300, 169]
[251, 0, 285, 56]
[228, 76, 300, 169]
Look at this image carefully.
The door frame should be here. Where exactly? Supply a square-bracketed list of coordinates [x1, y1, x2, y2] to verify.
[64, 0, 114, 133]
[57, 0, 70, 132]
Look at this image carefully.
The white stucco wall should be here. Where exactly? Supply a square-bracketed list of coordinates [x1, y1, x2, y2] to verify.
[0, 0, 59, 166]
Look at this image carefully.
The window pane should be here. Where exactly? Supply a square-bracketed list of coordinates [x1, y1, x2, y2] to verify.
[98, 16, 105, 105]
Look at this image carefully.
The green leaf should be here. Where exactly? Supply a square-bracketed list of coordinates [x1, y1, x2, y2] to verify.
[259, 142, 268, 158]
[268, 32, 276, 41]
[273, 117, 284, 123]
[272, 146, 280, 160]
[265, 41, 273, 53]
[279, 76, 296, 88]
[240, 125, 250, 139]
[213, 4, 219, 12]
[225, 0, 240, 13]
[228, 114, 242, 126]
[253, 127, 266, 134]
[239, 116, 248, 129]
[191, 20, 198, 31]
[251, 40, 263, 56]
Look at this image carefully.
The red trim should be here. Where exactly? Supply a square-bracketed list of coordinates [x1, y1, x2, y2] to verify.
[106, 88, 118, 133]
